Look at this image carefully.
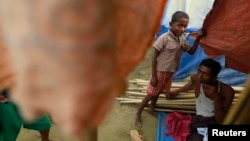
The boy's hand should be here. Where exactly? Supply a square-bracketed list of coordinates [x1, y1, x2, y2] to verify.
[197, 29, 206, 38]
[150, 76, 158, 87]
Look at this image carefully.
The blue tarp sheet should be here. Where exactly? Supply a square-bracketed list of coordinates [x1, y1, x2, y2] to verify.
[157, 112, 175, 141]
[157, 26, 249, 86]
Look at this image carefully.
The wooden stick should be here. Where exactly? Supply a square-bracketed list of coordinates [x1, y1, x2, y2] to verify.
[156, 105, 195, 110]
[117, 97, 196, 102]
[118, 100, 195, 105]
[144, 107, 196, 114]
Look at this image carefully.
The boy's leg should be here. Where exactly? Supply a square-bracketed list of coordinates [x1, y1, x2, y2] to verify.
[39, 129, 50, 141]
[148, 95, 159, 117]
[35, 129, 61, 141]
[135, 73, 161, 127]
[23, 115, 60, 141]
[39, 129, 61, 141]
[135, 95, 151, 127]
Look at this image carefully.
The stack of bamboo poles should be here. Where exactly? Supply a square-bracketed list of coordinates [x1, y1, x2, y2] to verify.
[116, 79, 243, 114]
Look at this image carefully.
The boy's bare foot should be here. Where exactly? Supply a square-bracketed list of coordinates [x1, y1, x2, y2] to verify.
[135, 114, 142, 127]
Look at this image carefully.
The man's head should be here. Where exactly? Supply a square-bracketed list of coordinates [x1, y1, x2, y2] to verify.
[169, 11, 189, 37]
[197, 59, 221, 83]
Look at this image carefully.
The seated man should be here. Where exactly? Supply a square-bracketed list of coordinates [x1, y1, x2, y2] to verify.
[0, 88, 60, 141]
[167, 59, 235, 141]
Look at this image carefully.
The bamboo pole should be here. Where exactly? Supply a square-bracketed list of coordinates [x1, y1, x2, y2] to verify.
[118, 100, 195, 105]
[117, 97, 195, 102]
[156, 105, 195, 110]
[144, 107, 196, 114]
[223, 78, 250, 124]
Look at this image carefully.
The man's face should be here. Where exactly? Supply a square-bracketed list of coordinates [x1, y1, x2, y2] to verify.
[196, 65, 215, 84]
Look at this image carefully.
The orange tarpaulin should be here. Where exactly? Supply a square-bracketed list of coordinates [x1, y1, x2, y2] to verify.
[192, 0, 250, 73]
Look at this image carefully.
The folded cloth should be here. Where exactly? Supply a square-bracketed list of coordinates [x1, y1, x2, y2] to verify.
[165, 111, 192, 141]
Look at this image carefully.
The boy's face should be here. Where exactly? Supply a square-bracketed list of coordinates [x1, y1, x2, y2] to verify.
[169, 18, 189, 37]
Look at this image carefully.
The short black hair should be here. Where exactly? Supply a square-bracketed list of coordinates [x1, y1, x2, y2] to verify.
[199, 59, 221, 77]
[171, 11, 189, 22]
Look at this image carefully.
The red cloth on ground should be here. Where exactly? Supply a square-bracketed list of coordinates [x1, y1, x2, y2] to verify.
[165, 111, 191, 141]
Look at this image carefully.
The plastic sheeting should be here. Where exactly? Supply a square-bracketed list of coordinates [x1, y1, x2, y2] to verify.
[161, 0, 214, 29]
[191, 0, 250, 74]
[157, 112, 175, 141]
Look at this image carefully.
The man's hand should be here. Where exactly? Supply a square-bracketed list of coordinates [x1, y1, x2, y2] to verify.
[202, 84, 218, 100]
[165, 90, 179, 99]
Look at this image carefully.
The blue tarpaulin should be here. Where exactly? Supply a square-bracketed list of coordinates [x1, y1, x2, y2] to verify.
[157, 112, 175, 141]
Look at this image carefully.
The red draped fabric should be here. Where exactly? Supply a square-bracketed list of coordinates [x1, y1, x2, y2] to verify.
[191, 0, 250, 73]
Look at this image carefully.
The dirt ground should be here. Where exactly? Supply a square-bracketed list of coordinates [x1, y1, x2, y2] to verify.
[17, 101, 158, 141]
[98, 101, 158, 141]
[16, 48, 158, 141]
[99, 48, 158, 141]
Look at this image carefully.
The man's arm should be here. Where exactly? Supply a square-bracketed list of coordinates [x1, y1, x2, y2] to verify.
[213, 85, 235, 123]
[167, 75, 195, 99]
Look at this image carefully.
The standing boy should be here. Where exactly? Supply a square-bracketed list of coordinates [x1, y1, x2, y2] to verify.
[135, 11, 204, 127]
